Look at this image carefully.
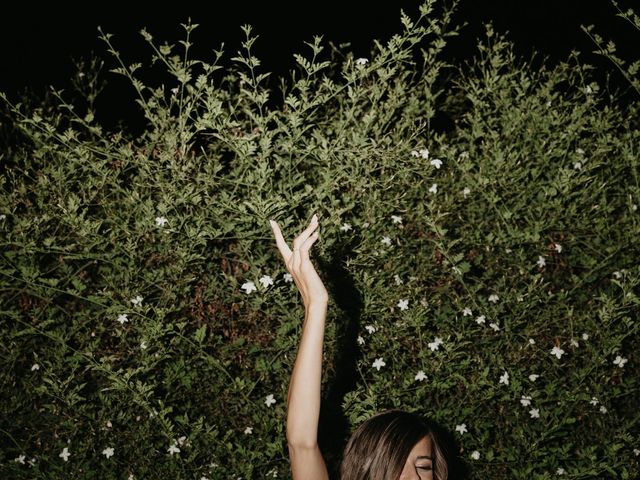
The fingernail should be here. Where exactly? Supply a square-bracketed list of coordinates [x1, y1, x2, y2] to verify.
[312, 214, 318, 222]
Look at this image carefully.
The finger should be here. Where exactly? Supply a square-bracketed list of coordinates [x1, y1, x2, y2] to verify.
[299, 230, 319, 263]
[292, 216, 319, 251]
[269, 220, 292, 261]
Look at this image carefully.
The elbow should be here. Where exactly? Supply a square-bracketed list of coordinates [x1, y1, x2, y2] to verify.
[286, 431, 318, 450]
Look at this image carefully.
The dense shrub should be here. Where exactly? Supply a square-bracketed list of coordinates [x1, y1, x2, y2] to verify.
[1, 1, 638, 478]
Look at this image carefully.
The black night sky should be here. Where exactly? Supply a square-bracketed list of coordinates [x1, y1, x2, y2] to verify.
[0, 1, 637, 131]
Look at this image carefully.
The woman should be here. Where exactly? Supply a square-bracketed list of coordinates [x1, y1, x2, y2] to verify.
[269, 214, 449, 480]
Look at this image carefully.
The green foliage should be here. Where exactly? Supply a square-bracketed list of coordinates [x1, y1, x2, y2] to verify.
[1, 1, 639, 479]
[582, 0, 640, 98]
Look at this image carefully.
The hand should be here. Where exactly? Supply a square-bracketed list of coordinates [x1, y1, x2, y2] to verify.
[269, 214, 329, 308]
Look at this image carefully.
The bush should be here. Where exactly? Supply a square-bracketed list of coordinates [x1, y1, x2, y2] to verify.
[1, 1, 638, 478]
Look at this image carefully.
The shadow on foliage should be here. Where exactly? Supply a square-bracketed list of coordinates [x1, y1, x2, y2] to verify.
[315, 238, 364, 479]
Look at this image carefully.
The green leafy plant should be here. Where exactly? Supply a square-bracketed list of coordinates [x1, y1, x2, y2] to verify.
[1, 1, 638, 479]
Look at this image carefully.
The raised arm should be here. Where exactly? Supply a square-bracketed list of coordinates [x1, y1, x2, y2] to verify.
[269, 214, 330, 480]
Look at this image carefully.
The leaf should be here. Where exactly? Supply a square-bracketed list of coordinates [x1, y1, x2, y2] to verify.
[194, 325, 207, 343]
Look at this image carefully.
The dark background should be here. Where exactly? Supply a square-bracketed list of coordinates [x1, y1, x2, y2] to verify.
[0, 1, 637, 131]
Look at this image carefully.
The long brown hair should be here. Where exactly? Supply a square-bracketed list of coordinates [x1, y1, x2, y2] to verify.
[340, 409, 448, 480]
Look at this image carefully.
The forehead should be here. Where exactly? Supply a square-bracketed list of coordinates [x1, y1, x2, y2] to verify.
[408, 436, 432, 459]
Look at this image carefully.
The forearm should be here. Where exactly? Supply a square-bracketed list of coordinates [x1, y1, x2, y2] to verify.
[286, 301, 327, 447]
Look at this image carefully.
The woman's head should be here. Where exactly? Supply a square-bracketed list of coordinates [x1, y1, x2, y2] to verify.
[340, 409, 448, 480]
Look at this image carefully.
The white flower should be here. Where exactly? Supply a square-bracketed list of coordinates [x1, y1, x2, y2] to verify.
[520, 395, 532, 407]
[394, 274, 403, 285]
[140, 341, 148, 350]
[340, 223, 353, 232]
[499, 371, 509, 385]
[529, 338, 536, 345]
[537, 256, 546, 268]
[241, 281, 257, 294]
[471, 451, 480, 460]
[265, 394, 276, 407]
[397, 299, 409, 311]
[554, 243, 562, 253]
[600, 405, 608, 414]
[411, 150, 421, 158]
[582, 333, 589, 341]
[428, 337, 443, 351]
[167, 443, 180, 455]
[613, 355, 627, 368]
[415, 370, 427, 382]
[573, 161, 582, 170]
[589, 397, 599, 406]
[59, 447, 70, 462]
[419, 148, 430, 159]
[505, 248, 512, 253]
[155, 216, 168, 227]
[365, 325, 376, 334]
[455, 424, 467, 435]
[355, 57, 369, 66]
[550, 346, 565, 359]
[488, 294, 499, 303]
[585, 85, 593, 94]
[489, 322, 500, 331]
[430, 158, 442, 169]
[570, 339, 579, 348]
[116, 314, 129, 324]
[529, 408, 540, 418]
[546, 100, 552, 107]
[259, 275, 274, 288]
[0, 214, 6, 220]
[102, 447, 114, 459]
[357, 335, 365, 345]
[575, 147, 585, 155]
[177, 436, 188, 446]
[475, 315, 486, 325]
[31, 363, 40, 371]
[529, 374, 540, 382]
[131, 295, 143, 306]
[372, 357, 386, 370]
[391, 215, 402, 224]
[428, 183, 438, 194]
[612, 270, 623, 279]
[171, 87, 179, 95]
[106, 420, 112, 428]
[557, 467, 565, 475]
[633, 448, 640, 456]
[14, 454, 26, 464]
[462, 187, 471, 198]
[462, 307, 472, 316]
[381, 236, 392, 246]
[363, 222, 370, 228]
[283, 273, 293, 282]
